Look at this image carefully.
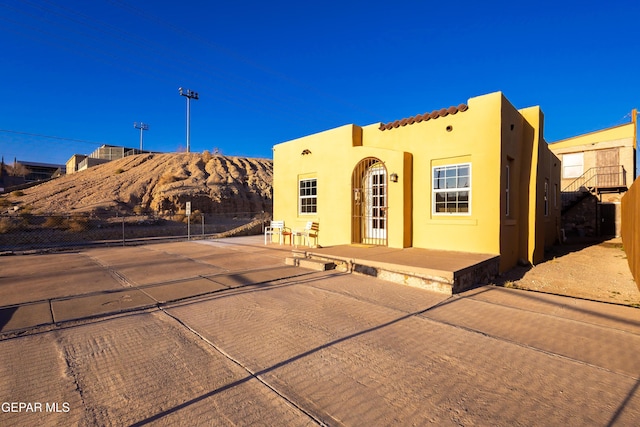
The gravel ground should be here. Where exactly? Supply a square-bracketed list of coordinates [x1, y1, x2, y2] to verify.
[496, 237, 640, 307]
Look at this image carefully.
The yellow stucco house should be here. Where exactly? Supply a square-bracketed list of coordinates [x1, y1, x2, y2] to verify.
[273, 91, 561, 273]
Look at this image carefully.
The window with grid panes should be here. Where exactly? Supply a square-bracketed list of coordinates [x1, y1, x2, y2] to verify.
[299, 178, 317, 214]
[432, 163, 471, 214]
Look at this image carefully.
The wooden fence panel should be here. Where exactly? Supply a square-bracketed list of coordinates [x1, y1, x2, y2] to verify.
[622, 176, 640, 290]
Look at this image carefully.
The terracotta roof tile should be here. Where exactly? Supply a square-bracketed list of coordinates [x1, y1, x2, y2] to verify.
[379, 103, 468, 131]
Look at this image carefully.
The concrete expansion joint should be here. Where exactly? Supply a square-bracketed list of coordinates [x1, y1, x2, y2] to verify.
[83, 252, 137, 288]
[419, 304, 638, 380]
[52, 303, 161, 328]
[159, 308, 328, 426]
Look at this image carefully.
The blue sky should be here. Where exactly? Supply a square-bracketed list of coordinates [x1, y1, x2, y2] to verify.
[0, 0, 638, 166]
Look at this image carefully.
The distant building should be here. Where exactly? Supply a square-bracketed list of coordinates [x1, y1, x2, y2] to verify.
[548, 110, 637, 237]
[66, 144, 153, 174]
[65, 154, 87, 175]
[21, 160, 66, 181]
[0, 158, 65, 192]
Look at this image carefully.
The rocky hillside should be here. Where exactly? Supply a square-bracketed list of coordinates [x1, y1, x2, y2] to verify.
[6, 153, 273, 216]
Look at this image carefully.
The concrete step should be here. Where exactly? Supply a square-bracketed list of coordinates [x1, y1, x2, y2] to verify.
[286, 257, 335, 271]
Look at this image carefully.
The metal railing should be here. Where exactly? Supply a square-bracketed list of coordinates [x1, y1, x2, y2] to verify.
[561, 166, 626, 210]
[562, 165, 626, 193]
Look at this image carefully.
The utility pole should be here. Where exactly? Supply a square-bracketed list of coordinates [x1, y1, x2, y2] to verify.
[179, 87, 199, 153]
[133, 122, 149, 151]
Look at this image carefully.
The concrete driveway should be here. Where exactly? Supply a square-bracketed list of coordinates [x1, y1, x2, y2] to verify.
[1, 236, 639, 426]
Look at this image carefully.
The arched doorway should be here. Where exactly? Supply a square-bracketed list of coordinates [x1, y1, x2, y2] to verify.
[352, 158, 388, 246]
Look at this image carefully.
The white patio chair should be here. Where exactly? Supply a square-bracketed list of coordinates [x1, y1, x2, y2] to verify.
[292, 221, 319, 247]
[264, 220, 290, 245]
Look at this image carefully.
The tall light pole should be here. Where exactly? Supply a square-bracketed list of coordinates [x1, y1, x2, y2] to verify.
[133, 122, 149, 151]
[179, 87, 199, 153]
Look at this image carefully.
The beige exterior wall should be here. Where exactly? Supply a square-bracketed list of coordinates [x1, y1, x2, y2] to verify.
[548, 122, 636, 191]
[273, 91, 560, 272]
[65, 154, 87, 175]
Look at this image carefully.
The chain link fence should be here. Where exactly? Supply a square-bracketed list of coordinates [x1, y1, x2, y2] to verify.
[0, 210, 271, 252]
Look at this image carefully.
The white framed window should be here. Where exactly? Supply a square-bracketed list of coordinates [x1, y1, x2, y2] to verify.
[299, 178, 317, 214]
[563, 153, 583, 179]
[433, 163, 471, 215]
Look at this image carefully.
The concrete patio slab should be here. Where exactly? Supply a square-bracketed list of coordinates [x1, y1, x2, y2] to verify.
[80, 246, 158, 266]
[205, 265, 308, 288]
[0, 331, 85, 426]
[2, 236, 640, 426]
[142, 277, 229, 303]
[461, 285, 640, 333]
[86, 248, 227, 285]
[0, 312, 312, 426]
[0, 253, 124, 306]
[197, 237, 285, 253]
[168, 272, 640, 426]
[298, 244, 500, 294]
[51, 289, 157, 322]
[0, 302, 52, 333]
[306, 245, 495, 272]
[426, 287, 640, 377]
[195, 251, 286, 270]
[144, 242, 240, 258]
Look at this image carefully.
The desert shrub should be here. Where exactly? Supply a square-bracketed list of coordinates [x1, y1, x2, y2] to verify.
[43, 215, 66, 229]
[16, 218, 31, 229]
[11, 190, 24, 197]
[133, 205, 146, 215]
[0, 217, 14, 233]
[190, 209, 203, 222]
[0, 198, 10, 208]
[158, 172, 179, 185]
[66, 215, 89, 232]
[171, 210, 204, 224]
[18, 205, 34, 219]
[202, 150, 212, 164]
[114, 168, 124, 174]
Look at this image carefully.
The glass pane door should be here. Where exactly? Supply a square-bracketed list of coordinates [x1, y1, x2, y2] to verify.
[365, 165, 386, 240]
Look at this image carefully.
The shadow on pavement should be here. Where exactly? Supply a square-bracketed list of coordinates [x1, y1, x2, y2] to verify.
[466, 285, 640, 329]
[131, 294, 463, 425]
[0, 306, 17, 330]
[608, 377, 640, 427]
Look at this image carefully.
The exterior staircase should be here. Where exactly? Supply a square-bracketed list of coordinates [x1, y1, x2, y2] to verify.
[561, 166, 626, 213]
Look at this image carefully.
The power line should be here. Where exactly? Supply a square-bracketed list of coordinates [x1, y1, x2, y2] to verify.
[0, 2, 351, 125]
[105, 0, 383, 121]
[0, 129, 108, 146]
[0, 0, 385, 157]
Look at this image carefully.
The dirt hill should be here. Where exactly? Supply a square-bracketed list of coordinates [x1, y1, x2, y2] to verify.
[6, 153, 273, 216]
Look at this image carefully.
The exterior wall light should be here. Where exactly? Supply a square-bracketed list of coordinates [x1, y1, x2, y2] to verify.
[390, 173, 398, 182]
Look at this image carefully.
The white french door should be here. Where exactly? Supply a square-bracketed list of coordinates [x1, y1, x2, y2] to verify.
[365, 165, 387, 240]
